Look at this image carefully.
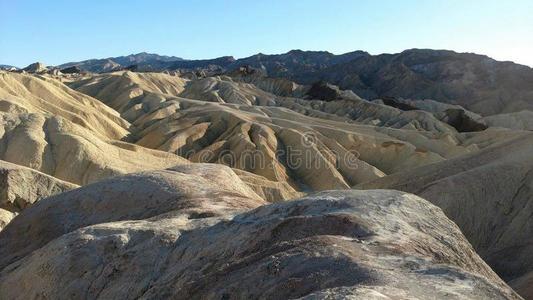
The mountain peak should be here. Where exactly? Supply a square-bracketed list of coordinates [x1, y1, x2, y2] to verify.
[22, 62, 48, 73]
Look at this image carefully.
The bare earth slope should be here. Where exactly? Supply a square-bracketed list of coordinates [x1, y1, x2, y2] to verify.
[0, 159, 77, 230]
[358, 131, 533, 298]
[0, 66, 531, 298]
[0, 166, 520, 299]
[0, 71, 187, 185]
[69, 71, 496, 195]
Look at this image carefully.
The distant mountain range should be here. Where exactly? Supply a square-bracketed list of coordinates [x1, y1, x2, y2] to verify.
[57, 52, 184, 73]
[0, 64, 18, 70]
[10, 49, 533, 115]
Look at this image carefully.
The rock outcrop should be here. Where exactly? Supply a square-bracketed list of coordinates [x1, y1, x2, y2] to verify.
[22, 62, 48, 73]
[358, 131, 533, 298]
[0, 181, 520, 299]
[0, 160, 77, 230]
[60, 66, 83, 74]
[306, 81, 344, 101]
[437, 108, 488, 132]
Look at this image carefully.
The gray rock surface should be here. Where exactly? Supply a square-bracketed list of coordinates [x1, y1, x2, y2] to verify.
[358, 131, 533, 298]
[0, 187, 520, 299]
[0, 163, 265, 270]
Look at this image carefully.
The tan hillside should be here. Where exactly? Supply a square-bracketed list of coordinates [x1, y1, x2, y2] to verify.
[0, 71, 129, 139]
[0, 66, 531, 298]
[0, 159, 77, 230]
[0, 72, 188, 186]
[69, 72, 498, 193]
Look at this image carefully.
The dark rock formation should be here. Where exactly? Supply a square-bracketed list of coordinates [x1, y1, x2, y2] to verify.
[306, 81, 344, 101]
[438, 108, 488, 132]
[59, 66, 82, 74]
[124, 64, 138, 71]
[379, 96, 418, 111]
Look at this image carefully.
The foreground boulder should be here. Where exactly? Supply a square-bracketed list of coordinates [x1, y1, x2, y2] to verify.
[359, 132, 533, 298]
[0, 183, 519, 299]
[0, 163, 265, 270]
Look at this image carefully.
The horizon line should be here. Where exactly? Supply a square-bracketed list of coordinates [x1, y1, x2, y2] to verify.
[2, 48, 532, 69]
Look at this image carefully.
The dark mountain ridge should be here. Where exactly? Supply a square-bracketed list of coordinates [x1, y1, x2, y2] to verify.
[48, 49, 533, 115]
[58, 52, 184, 73]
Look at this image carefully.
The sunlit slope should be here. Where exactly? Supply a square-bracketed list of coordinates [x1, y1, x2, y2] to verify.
[0, 72, 186, 185]
[70, 72, 489, 192]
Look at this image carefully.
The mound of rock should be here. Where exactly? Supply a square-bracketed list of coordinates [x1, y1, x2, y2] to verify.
[0, 181, 519, 299]
[59, 66, 83, 74]
[358, 131, 533, 298]
[22, 62, 48, 73]
[0, 163, 265, 270]
[437, 108, 488, 132]
[306, 81, 344, 101]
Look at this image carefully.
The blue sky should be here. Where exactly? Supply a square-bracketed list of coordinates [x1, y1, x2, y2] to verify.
[1, 0, 532, 67]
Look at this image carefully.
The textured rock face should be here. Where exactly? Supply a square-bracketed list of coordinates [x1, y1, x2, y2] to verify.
[358, 132, 533, 297]
[0, 187, 519, 299]
[22, 62, 48, 73]
[0, 160, 77, 230]
[0, 160, 77, 209]
[0, 163, 265, 270]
